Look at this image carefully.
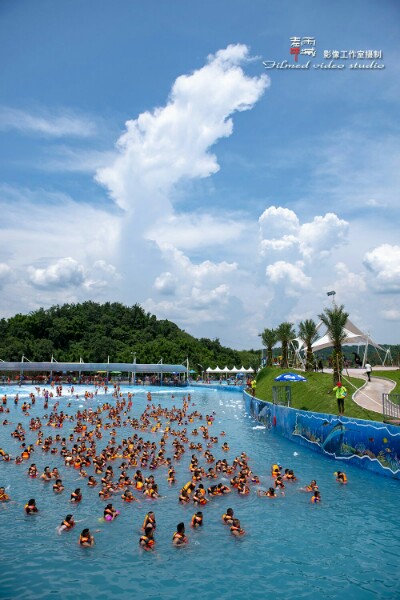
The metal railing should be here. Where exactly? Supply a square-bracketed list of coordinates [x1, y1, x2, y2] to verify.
[382, 393, 400, 421]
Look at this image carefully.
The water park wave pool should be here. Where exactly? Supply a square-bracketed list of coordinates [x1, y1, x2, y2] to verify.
[0, 385, 399, 600]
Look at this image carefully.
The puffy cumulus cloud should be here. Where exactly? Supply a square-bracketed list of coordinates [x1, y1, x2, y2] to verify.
[259, 206, 349, 262]
[364, 244, 400, 293]
[27, 257, 119, 292]
[28, 257, 86, 289]
[96, 44, 268, 213]
[266, 261, 312, 297]
[259, 206, 299, 240]
[0, 106, 97, 138]
[299, 213, 348, 259]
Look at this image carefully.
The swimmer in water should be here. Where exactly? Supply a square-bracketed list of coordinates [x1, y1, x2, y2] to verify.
[230, 518, 245, 536]
[142, 511, 156, 531]
[53, 478, 64, 493]
[222, 508, 234, 524]
[139, 526, 155, 551]
[302, 480, 318, 492]
[0, 486, 10, 502]
[59, 514, 75, 533]
[79, 528, 94, 547]
[70, 488, 82, 503]
[25, 498, 38, 514]
[335, 471, 348, 484]
[257, 487, 277, 498]
[172, 522, 188, 546]
[191, 511, 203, 528]
[103, 503, 119, 521]
[311, 490, 321, 503]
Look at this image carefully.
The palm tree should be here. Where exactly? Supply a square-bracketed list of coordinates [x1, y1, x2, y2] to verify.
[318, 304, 349, 384]
[298, 319, 319, 371]
[261, 328, 277, 367]
[276, 322, 296, 368]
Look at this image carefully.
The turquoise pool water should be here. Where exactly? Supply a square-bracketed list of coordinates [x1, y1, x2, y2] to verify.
[0, 385, 399, 600]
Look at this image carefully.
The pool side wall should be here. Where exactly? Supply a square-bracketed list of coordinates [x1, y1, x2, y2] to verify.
[243, 390, 400, 480]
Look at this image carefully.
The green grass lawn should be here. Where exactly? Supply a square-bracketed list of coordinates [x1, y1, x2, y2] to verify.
[373, 369, 400, 404]
[255, 367, 384, 422]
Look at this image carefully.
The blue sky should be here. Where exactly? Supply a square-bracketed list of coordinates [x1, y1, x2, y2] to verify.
[0, 0, 399, 349]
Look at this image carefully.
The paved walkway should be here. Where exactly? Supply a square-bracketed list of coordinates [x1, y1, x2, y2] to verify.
[328, 367, 397, 413]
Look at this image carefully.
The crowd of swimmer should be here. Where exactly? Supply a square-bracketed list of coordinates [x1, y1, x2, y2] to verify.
[0, 385, 348, 551]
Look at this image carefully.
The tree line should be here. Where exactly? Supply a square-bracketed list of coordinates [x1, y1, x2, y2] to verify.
[0, 301, 260, 371]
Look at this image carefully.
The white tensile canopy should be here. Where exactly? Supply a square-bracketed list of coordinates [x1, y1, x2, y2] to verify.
[311, 319, 384, 352]
[292, 318, 386, 367]
[205, 365, 251, 374]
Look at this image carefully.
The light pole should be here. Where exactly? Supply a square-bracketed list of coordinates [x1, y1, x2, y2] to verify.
[131, 352, 136, 385]
[198, 363, 204, 381]
[327, 290, 336, 306]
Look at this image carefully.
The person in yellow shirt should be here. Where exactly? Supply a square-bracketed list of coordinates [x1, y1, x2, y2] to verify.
[332, 382, 347, 416]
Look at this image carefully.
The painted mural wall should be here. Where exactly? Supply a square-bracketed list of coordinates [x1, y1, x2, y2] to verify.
[243, 391, 400, 480]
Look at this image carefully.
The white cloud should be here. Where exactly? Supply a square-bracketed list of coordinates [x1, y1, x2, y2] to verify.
[259, 206, 349, 262]
[299, 213, 348, 259]
[0, 106, 97, 137]
[259, 206, 299, 240]
[266, 261, 311, 296]
[154, 272, 178, 296]
[28, 258, 86, 289]
[147, 213, 248, 251]
[96, 44, 268, 212]
[364, 244, 400, 293]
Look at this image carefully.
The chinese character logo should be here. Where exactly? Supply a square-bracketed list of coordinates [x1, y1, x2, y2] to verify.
[290, 36, 316, 61]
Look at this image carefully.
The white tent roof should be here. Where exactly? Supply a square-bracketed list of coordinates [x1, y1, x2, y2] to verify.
[222, 366, 230, 372]
[311, 319, 384, 352]
[246, 367, 255, 373]
[230, 366, 239, 373]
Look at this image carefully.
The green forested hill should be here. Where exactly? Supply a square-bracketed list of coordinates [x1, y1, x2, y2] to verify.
[0, 301, 260, 369]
